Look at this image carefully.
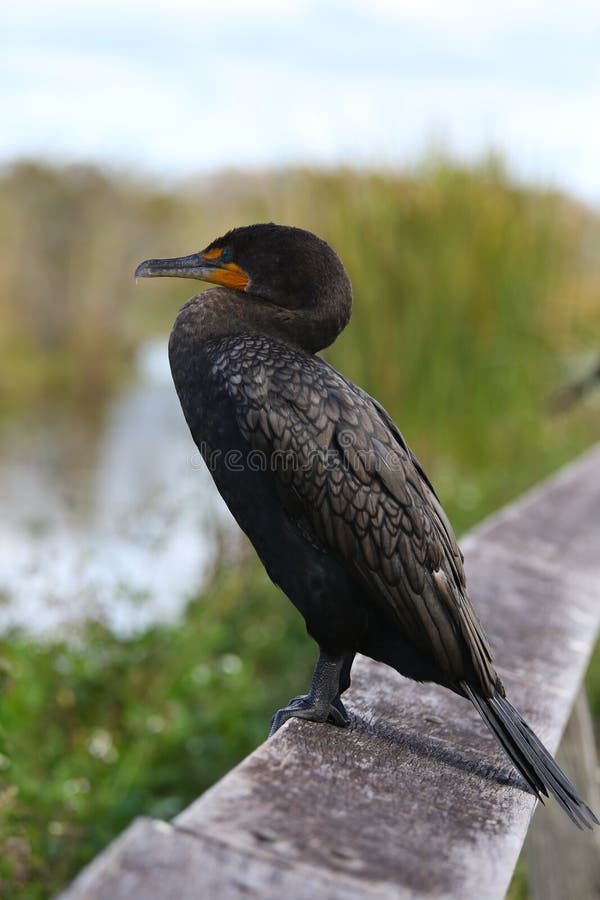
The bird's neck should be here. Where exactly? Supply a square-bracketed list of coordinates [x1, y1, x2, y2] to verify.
[172, 286, 352, 355]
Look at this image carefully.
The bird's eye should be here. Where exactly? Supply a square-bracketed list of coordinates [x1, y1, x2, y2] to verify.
[221, 248, 233, 263]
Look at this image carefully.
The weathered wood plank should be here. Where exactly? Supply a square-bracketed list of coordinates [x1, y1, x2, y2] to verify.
[60, 817, 383, 900]
[61, 444, 600, 900]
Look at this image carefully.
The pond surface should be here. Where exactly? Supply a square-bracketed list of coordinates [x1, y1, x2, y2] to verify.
[0, 340, 236, 636]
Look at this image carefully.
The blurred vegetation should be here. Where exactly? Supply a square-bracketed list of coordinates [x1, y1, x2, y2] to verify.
[0, 158, 598, 897]
[0, 561, 313, 896]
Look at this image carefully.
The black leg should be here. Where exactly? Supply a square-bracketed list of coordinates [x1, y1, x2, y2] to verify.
[331, 652, 355, 720]
[269, 651, 352, 737]
[337, 652, 355, 695]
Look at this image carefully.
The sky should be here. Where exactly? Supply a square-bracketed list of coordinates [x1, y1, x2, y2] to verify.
[3, 0, 600, 202]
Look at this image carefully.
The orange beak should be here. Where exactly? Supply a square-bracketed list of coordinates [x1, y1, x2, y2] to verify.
[135, 250, 249, 291]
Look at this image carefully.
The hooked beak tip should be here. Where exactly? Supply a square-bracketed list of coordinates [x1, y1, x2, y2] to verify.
[134, 260, 154, 280]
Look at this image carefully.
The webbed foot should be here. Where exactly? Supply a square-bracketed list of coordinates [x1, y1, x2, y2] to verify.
[267, 651, 354, 737]
[269, 694, 350, 736]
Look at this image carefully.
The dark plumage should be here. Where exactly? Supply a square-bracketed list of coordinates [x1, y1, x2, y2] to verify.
[136, 223, 597, 829]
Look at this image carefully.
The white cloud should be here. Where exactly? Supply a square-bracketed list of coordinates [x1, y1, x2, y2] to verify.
[356, 0, 600, 26]
[4, 0, 307, 25]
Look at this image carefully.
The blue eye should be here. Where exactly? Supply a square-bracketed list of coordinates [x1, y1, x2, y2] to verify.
[221, 248, 233, 262]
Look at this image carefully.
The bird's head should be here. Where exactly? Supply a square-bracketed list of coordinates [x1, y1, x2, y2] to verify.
[135, 223, 351, 313]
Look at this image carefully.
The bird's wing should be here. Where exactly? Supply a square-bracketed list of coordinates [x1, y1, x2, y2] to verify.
[219, 341, 497, 693]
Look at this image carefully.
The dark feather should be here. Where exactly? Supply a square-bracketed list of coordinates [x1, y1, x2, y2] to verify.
[222, 335, 496, 690]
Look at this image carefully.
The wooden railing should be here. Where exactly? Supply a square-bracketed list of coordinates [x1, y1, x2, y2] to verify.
[62, 446, 600, 900]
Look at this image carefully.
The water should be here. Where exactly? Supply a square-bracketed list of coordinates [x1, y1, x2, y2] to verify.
[0, 340, 236, 636]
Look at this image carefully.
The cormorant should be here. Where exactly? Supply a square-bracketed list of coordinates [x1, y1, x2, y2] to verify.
[136, 223, 596, 828]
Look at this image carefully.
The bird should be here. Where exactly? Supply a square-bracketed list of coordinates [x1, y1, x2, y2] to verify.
[136, 222, 597, 829]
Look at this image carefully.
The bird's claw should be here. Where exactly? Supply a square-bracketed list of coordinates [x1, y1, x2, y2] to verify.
[331, 696, 351, 724]
[268, 695, 350, 737]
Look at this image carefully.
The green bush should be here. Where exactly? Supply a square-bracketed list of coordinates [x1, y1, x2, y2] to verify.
[0, 562, 313, 897]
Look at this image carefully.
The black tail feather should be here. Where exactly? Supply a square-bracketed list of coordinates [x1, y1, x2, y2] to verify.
[461, 682, 598, 830]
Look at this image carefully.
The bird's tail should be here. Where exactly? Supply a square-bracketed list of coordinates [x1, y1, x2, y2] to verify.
[460, 682, 598, 830]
